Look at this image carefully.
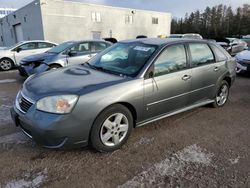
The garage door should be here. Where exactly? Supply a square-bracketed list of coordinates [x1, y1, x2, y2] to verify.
[14, 24, 24, 43]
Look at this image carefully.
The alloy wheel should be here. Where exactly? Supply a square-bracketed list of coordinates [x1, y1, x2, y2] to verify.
[216, 84, 229, 106]
[100, 113, 129, 147]
[0, 59, 12, 71]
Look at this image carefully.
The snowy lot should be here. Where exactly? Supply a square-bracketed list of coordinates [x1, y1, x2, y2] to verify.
[0, 70, 249, 188]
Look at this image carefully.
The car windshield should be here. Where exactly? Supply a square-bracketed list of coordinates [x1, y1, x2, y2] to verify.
[47, 41, 75, 54]
[88, 42, 157, 77]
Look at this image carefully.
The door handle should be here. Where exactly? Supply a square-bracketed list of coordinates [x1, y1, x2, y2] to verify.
[214, 67, 219, 72]
[182, 75, 191, 81]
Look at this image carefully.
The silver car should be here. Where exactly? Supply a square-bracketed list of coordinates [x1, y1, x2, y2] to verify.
[18, 40, 112, 76]
[11, 38, 236, 152]
[0, 40, 57, 71]
[235, 49, 250, 74]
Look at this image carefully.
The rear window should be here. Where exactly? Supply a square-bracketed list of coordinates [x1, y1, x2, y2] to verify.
[189, 43, 215, 67]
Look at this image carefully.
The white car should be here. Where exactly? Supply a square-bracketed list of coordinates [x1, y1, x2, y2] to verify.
[0, 40, 57, 71]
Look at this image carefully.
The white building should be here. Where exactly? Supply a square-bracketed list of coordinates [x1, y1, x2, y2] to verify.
[0, 0, 171, 47]
[0, 8, 16, 18]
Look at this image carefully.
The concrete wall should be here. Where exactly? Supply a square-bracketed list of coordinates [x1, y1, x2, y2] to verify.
[0, 0, 171, 46]
[40, 0, 171, 43]
[0, 0, 44, 47]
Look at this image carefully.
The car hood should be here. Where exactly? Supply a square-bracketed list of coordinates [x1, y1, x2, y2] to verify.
[21, 52, 57, 64]
[0, 49, 9, 56]
[236, 50, 250, 60]
[22, 65, 127, 101]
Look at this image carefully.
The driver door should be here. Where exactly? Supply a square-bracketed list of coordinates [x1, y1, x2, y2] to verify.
[13, 42, 37, 65]
[144, 44, 192, 119]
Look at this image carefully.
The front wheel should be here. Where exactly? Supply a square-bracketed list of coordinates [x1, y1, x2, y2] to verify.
[0, 58, 14, 71]
[90, 104, 133, 152]
[212, 80, 229, 108]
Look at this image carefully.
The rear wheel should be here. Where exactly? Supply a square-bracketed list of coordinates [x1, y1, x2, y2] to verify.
[90, 104, 133, 152]
[212, 80, 229, 108]
[0, 58, 14, 71]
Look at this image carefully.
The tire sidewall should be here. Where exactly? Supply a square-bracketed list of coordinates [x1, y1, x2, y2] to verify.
[90, 104, 133, 152]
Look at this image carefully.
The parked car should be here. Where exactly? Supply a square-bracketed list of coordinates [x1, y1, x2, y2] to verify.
[18, 40, 112, 76]
[242, 35, 250, 50]
[218, 38, 248, 56]
[169, 33, 203, 39]
[0, 40, 57, 71]
[11, 38, 236, 152]
[235, 49, 250, 74]
[136, 35, 147, 39]
[103, 38, 118, 43]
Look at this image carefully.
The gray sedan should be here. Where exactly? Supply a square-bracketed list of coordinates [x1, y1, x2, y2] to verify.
[11, 38, 236, 152]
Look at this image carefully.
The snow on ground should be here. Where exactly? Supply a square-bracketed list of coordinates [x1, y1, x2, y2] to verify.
[119, 144, 214, 188]
[229, 156, 240, 165]
[5, 169, 47, 188]
[0, 79, 17, 84]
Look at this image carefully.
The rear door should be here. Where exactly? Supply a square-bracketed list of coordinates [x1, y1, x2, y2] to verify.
[144, 44, 192, 119]
[67, 42, 91, 65]
[37, 42, 56, 53]
[187, 42, 221, 104]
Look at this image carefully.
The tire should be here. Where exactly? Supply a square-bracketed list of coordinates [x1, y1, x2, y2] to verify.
[0, 58, 14, 71]
[49, 64, 61, 70]
[212, 80, 230, 108]
[90, 104, 133, 152]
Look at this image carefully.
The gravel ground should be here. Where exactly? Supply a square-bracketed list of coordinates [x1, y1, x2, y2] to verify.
[0, 70, 249, 188]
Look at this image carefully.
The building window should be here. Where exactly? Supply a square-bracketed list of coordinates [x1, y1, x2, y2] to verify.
[91, 12, 101, 22]
[152, 17, 159, 24]
[125, 15, 133, 24]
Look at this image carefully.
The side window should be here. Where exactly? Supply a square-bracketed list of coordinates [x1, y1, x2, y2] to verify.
[154, 44, 187, 77]
[91, 42, 107, 52]
[38, 42, 55, 49]
[17, 43, 36, 51]
[189, 43, 215, 67]
[71, 42, 90, 53]
[210, 44, 228, 62]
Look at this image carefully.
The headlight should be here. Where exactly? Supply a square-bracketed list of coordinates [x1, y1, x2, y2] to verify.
[36, 95, 78, 114]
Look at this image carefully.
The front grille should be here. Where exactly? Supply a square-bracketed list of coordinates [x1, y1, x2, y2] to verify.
[19, 94, 33, 113]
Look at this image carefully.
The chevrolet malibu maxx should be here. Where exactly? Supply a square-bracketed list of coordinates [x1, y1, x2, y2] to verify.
[11, 38, 236, 152]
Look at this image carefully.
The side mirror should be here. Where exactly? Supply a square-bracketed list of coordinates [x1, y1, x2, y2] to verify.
[148, 71, 154, 78]
[68, 50, 77, 57]
[232, 43, 238, 46]
[16, 48, 22, 53]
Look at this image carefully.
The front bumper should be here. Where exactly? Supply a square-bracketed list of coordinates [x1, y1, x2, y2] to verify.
[10, 104, 89, 149]
[236, 61, 250, 73]
[18, 64, 49, 77]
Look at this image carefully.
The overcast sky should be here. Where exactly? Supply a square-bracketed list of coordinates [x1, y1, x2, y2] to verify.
[0, 0, 249, 17]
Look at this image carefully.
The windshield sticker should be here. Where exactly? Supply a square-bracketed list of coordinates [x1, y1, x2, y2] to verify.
[134, 46, 151, 52]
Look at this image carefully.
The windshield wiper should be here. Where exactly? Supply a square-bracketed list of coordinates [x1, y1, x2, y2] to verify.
[83, 63, 124, 77]
[84, 62, 99, 70]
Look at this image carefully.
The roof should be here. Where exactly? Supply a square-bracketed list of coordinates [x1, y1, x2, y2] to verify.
[120, 38, 207, 46]
[21, 40, 57, 44]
